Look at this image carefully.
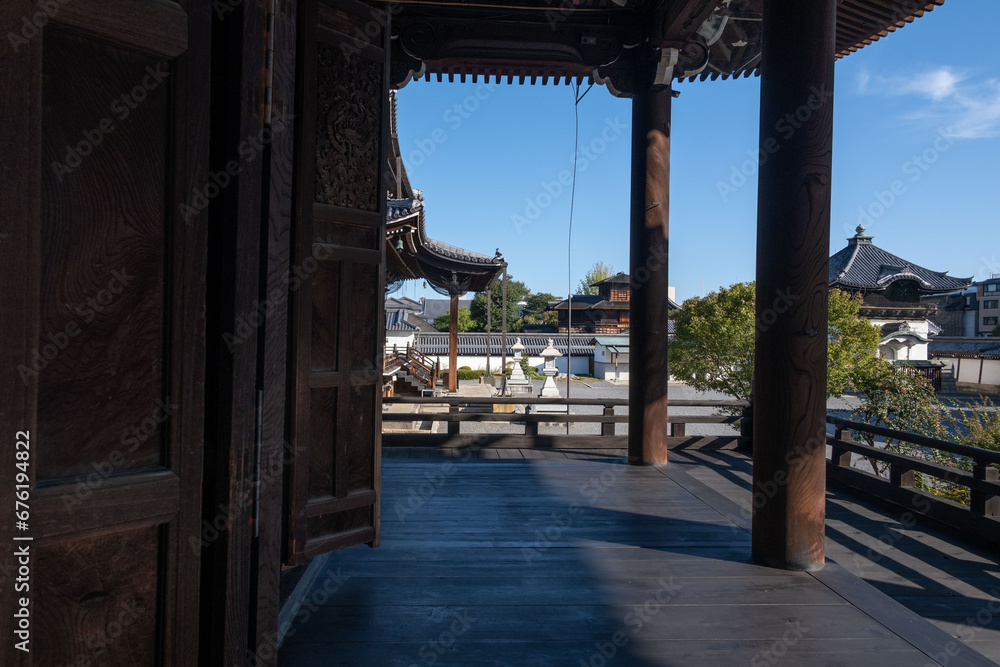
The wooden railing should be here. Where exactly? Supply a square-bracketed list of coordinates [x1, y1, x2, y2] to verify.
[384, 344, 439, 391]
[826, 415, 1000, 544]
[382, 397, 751, 450]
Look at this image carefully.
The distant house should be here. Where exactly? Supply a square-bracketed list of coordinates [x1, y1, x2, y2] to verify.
[829, 226, 973, 360]
[384, 297, 437, 349]
[978, 277, 1000, 335]
[549, 272, 680, 334]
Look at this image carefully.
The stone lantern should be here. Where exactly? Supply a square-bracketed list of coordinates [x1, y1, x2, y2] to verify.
[534, 338, 566, 413]
[506, 337, 532, 396]
[538, 338, 562, 397]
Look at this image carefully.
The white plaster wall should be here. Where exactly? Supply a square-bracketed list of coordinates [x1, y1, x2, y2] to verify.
[595, 361, 629, 382]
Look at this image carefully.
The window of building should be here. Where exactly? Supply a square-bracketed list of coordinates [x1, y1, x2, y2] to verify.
[984, 316, 999, 326]
[984, 299, 999, 309]
[987, 283, 999, 293]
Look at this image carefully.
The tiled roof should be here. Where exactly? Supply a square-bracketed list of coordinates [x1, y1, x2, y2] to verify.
[829, 226, 972, 293]
[929, 338, 1000, 358]
[385, 310, 437, 332]
[592, 272, 630, 286]
[415, 333, 595, 356]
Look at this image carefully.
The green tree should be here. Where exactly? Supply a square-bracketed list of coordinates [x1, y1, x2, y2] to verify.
[849, 359, 946, 482]
[470, 276, 528, 332]
[522, 292, 558, 327]
[576, 261, 615, 296]
[433, 306, 475, 332]
[827, 289, 882, 396]
[668, 282, 756, 402]
[668, 283, 883, 403]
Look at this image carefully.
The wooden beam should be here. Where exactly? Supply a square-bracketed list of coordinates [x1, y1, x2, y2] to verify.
[628, 81, 671, 466]
[449, 294, 458, 393]
[751, 0, 836, 571]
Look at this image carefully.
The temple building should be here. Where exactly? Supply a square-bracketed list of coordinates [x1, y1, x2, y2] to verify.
[829, 226, 973, 360]
[550, 272, 680, 334]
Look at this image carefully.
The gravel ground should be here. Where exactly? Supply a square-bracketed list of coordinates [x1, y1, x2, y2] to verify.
[434, 379, 862, 437]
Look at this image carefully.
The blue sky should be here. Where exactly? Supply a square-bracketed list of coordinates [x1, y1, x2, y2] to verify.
[393, 0, 999, 304]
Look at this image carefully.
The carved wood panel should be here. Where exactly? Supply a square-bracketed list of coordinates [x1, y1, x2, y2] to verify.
[315, 42, 383, 211]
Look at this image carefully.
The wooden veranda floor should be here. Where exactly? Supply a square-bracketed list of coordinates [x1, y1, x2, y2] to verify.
[278, 451, 999, 666]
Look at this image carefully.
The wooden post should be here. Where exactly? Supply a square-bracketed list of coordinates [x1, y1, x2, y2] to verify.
[889, 463, 916, 489]
[737, 401, 754, 453]
[751, 0, 836, 571]
[448, 294, 459, 393]
[602, 404, 615, 437]
[971, 463, 1000, 517]
[830, 428, 853, 468]
[628, 82, 671, 466]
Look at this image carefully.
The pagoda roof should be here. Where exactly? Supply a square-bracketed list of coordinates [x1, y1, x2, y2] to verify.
[386, 93, 505, 295]
[829, 226, 972, 294]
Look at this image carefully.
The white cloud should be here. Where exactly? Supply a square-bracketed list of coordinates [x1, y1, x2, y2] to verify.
[896, 67, 963, 101]
[856, 68, 870, 94]
[858, 66, 1000, 139]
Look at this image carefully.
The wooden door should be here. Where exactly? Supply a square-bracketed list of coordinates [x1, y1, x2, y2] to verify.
[0, 1, 210, 665]
[286, 0, 390, 564]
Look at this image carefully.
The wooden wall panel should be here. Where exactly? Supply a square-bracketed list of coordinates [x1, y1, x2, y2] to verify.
[33, 525, 159, 666]
[37, 31, 167, 481]
[0, 1, 210, 665]
[286, 0, 388, 564]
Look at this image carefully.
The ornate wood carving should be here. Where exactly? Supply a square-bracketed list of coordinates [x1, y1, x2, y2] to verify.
[315, 43, 383, 211]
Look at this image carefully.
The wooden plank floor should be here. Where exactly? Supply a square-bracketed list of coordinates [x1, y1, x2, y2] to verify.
[279, 453, 998, 666]
[671, 449, 1000, 664]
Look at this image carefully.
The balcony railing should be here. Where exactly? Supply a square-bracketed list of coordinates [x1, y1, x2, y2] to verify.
[826, 415, 1000, 546]
[383, 397, 751, 450]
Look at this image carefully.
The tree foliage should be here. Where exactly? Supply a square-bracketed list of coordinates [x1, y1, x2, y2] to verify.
[827, 288, 882, 396]
[576, 261, 615, 296]
[433, 306, 475, 333]
[470, 276, 529, 332]
[522, 292, 558, 327]
[668, 283, 883, 403]
[668, 282, 756, 402]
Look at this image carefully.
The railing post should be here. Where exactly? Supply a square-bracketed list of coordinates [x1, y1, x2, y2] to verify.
[830, 427, 853, 468]
[737, 402, 753, 452]
[525, 416, 538, 437]
[971, 463, 1000, 517]
[601, 404, 615, 437]
[889, 462, 915, 489]
[448, 404, 459, 436]
[671, 421, 685, 438]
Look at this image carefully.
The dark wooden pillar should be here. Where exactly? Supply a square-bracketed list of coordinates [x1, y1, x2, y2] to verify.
[628, 84, 671, 466]
[448, 294, 459, 393]
[751, 0, 836, 571]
